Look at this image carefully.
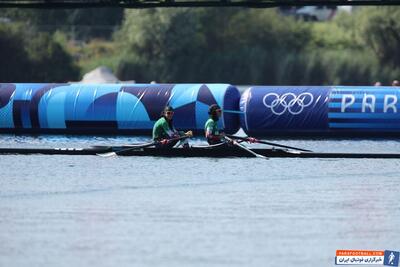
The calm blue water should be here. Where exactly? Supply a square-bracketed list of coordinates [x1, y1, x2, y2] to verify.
[0, 134, 399, 267]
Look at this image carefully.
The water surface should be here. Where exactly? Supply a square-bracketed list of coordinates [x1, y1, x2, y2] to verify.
[0, 135, 399, 266]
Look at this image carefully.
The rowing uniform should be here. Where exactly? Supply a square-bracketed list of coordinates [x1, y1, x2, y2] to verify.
[152, 117, 188, 148]
[205, 118, 223, 145]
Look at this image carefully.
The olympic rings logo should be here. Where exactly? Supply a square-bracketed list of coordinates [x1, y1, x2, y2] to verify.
[262, 92, 314, 115]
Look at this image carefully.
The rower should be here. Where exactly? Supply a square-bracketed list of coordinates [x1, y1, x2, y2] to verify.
[152, 106, 193, 148]
[205, 104, 257, 146]
[204, 104, 225, 145]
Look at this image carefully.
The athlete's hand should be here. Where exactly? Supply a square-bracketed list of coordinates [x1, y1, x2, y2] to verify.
[185, 130, 193, 137]
[247, 137, 257, 143]
[160, 139, 169, 145]
[225, 138, 234, 145]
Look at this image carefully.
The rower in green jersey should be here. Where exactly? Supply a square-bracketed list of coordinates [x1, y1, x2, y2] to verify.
[204, 104, 225, 145]
[152, 106, 193, 148]
[204, 104, 256, 146]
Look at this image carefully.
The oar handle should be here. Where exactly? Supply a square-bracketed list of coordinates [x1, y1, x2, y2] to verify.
[157, 134, 191, 145]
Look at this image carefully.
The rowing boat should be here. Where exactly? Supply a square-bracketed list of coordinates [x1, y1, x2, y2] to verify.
[0, 144, 400, 158]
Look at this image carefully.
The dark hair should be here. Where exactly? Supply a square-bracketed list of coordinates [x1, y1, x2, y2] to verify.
[164, 106, 175, 113]
[208, 104, 221, 115]
[208, 104, 221, 121]
[160, 105, 174, 116]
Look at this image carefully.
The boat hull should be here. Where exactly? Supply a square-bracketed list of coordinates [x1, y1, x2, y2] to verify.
[0, 145, 400, 158]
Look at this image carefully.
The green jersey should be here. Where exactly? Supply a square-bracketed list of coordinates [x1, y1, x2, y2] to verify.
[152, 117, 176, 140]
[204, 118, 219, 137]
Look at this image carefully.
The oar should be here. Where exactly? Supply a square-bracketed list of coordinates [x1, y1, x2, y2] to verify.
[224, 136, 268, 159]
[226, 135, 312, 152]
[97, 142, 157, 157]
[97, 135, 190, 157]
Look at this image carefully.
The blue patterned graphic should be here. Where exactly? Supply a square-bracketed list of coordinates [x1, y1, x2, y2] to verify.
[0, 83, 240, 135]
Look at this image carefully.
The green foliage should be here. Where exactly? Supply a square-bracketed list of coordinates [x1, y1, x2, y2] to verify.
[309, 17, 362, 50]
[355, 7, 400, 67]
[26, 32, 80, 82]
[113, 7, 400, 85]
[0, 23, 80, 82]
[2, 8, 123, 40]
[3, 6, 400, 84]
[115, 8, 313, 84]
[77, 40, 120, 76]
[0, 23, 32, 82]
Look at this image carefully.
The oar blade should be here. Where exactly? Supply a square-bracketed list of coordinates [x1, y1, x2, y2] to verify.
[97, 151, 118, 157]
[255, 154, 268, 159]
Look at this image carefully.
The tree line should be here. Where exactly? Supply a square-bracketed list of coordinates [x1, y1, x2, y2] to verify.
[1, 7, 399, 85]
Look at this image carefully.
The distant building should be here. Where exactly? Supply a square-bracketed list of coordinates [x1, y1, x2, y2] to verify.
[0, 17, 11, 24]
[76, 66, 136, 84]
[295, 6, 337, 21]
[80, 66, 120, 83]
[279, 6, 353, 22]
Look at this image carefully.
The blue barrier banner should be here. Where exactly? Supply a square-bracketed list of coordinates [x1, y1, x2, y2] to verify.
[0, 83, 240, 135]
[240, 86, 331, 135]
[329, 86, 400, 132]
